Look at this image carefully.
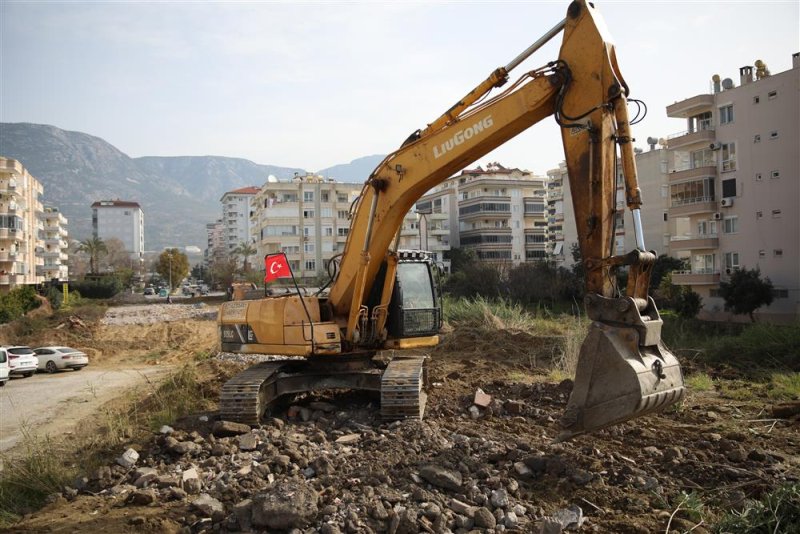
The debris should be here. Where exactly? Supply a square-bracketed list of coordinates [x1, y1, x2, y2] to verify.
[772, 401, 800, 419]
[474, 388, 492, 408]
[116, 448, 139, 469]
[212, 420, 251, 437]
[418, 464, 462, 491]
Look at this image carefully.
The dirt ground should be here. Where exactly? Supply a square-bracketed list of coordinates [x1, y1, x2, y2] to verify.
[4, 305, 799, 533]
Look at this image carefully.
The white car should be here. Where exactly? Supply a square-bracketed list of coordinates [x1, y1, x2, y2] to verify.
[3, 346, 38, 378]
[0, 349, 9, 386]
[34, 346, 89, 373]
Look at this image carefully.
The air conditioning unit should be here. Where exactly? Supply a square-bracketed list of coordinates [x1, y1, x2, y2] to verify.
[709, 142, 722, 151]
[713, 212, 722, 220]
[721, 197, 734, 207]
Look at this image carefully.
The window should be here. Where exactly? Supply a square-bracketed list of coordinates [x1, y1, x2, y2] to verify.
[321, 207, 332, 218]
[774, 249, 783, 257]
[773, 289, 789, 299]
[337, 228, 349, 237]
[724, 252, 739, 270]
[722, 178, 737, 198]
[756, 211, 763, 219]
[321, 192, 329, 202]
[303, 210, 315, 219]
[758, 250, 766, 258]
[719, 105, 734, 125]
[303, 191, 314, 202]
[722, 216, 738, 234]
[337, 210, 349, 219]
[303, 226, 314, 236]
[690, 148, 714, 168]
[669, 177, 715, 206]
[304, 260, 316, 271]
[753, 96, 760, 104]
[721, 142, 736, 171]
[770, 131, 779, 140]
[663, 212, 668, 222]
[693, 253, 716, 274]
[324, 226, 333, 236]
[337, 193, 348, 203]
[771, 170, 780, 179]
[768, 90, 777, 99]
[304, 243, 314, 253]
[697, 220, 717, 236]
[772, 209, 782, 218]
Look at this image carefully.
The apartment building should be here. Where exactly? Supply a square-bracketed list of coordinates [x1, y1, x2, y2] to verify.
[0, 158, 44, 291]
[204, 219, 225, 267]
[220, 186, 259, 256]
[250, 174, 362, 280]
[665, 53, 799, 322]
[414, 163, 548, 269]
[38, 207, 69, 282]
[546, 162, 578, 266]
[92, 200, 144, 260]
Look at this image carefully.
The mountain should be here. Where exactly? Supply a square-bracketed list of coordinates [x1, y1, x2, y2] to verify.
[317, 155, 385, 183]
[0, 123, 304, 249]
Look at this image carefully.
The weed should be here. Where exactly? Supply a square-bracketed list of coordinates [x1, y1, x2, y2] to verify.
[767, 372, 800, 401]
[715, 482, 800, 533]
[687, 372, 714, 392]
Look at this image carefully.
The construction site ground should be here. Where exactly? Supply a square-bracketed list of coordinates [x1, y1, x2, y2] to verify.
[2, 303, 798, 533]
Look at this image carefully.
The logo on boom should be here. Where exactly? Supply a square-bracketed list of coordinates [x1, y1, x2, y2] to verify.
[432, 115, 495, 159]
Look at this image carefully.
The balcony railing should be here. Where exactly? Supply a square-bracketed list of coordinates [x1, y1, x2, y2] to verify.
[670, 196, 715, 208]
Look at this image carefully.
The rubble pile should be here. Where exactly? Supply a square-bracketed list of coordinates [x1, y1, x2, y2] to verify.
[101, 304, 218, 326]
[54, 380, 797, 534]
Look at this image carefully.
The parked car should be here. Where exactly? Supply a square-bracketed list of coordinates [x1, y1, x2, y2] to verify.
[144, 287, 155, 296]
[34, 346, 89, 373]
[3, 346, 38, 378]
[0, 349, 9, 386]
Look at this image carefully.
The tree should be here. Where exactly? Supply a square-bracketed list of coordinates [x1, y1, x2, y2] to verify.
[718, 267, 774, 322]
[155, 249, 190, 290]
[78, 237, 108, 275]
[98, 237, 131, 272]
[233, 242, 257, 272]
[650, 254, 687, 291]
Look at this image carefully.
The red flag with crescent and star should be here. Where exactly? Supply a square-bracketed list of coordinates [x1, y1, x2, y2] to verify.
[264, 253, 292, 283]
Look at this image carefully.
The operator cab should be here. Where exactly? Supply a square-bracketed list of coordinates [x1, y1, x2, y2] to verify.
[387, 250, 442, 339]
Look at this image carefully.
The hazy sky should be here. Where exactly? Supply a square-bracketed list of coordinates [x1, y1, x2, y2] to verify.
[2, 1, 798, 176]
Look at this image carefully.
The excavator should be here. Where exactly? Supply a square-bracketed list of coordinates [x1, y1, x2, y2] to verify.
[218, 0, 685, 440]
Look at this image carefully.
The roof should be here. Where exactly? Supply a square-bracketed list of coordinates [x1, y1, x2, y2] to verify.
[91, 200, 141, 208]
[226, 186, 260, 195]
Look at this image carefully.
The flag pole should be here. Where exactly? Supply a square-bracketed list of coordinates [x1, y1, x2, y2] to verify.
[266, 253, 314, 350]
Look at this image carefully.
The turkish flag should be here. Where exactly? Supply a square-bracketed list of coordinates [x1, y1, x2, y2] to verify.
[264, 253, 292, 282]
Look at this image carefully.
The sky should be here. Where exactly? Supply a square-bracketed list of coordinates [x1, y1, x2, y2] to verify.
[1, 0, 798, 177]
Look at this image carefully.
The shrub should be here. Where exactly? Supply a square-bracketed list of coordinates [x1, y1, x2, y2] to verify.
[0, 285, 41, 324]
[72, 276, 123, 299]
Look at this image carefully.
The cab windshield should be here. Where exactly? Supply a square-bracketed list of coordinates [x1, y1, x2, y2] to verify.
[397, 263, 434, 309]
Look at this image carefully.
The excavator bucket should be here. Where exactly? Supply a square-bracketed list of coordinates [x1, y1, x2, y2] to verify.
[558, 321, 685, 441]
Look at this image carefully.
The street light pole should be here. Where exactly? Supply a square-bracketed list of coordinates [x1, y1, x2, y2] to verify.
[168, 252, 173, 293]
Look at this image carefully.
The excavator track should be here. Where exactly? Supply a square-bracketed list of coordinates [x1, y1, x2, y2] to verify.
[219, 361, 287, 425]
[380, 356, 428, 420]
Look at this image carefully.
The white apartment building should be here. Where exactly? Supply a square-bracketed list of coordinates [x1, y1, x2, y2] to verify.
[0, 157, 44, 291]
[205, 219, 225, 267]
[415, 163, 548, 269]
[91, 200, 144, 260]
[250, 174, 362, 280]
[220, 187, 259, 257]
[546, 162, 578, 267]
[666, 53, 799, 322]
[38, 207, 69, 282]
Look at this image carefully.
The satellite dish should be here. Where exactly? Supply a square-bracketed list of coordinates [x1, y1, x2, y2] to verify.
[721, 78, 734, 90]
[712, 74, 721, 82]
[267, 174, 278, 183]
[658, 138, 667, 147]
[646, 136, 658, 145]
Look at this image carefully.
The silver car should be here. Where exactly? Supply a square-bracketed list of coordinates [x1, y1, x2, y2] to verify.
[34, 346, 89, 373]
[3, 346, 38, 378]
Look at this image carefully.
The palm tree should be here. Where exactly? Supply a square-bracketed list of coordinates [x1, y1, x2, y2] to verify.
[78, 237, 108, 274]
[233, 241, 257, 273]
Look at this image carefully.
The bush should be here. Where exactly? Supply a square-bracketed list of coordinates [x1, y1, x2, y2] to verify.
[72, 276, 123, 299]
[506, 262, 581, 306]
[443, 263, 502, 299]
[0, 285, 41, 324]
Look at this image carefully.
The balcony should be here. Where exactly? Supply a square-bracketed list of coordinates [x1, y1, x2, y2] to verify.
[672, 270, 720, 286]
[666, 94, 714, 118]
[666, 128, 715, 150]
[668, 197, 717, 217]
[0, 228, 23, 239]
[669, 165, 717, 183]
[0, 250, 18, 262]
[669, 234, 719, 251]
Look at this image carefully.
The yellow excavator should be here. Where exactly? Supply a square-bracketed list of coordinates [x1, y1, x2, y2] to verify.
[218, 0, 684, 440]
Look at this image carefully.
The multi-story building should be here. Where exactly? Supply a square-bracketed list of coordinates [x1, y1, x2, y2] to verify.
[250, 174, 362, 280]
[220, 186, 259, 256]
[415, 163, 548, 269]
[204, 219, 225, 267]
[38, 207, 69, 282]
[0, 158, 44, 291]
[665, 53, 799, 322]
[91, 200, 144, 260]
[546, 162, 577, 266]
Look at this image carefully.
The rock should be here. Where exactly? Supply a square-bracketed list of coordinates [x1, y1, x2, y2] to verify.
[129, 489, 157, 506]
[468, 406, 481, 419]
[211, 443, 228, 457]
[233, 499, 253, 531]
[370, 501, 390, 521]
[212, 420, 251, 437]
[490, 489, 509, 508]
[192, 494, 224, 517]
[663, 447, 683, 462]
[569, 469, 593, 486]
[552, 505, 584, 530]
[727, 449, 747, 463]
[117, 448, 139, 469]
[134, 470, 159, 488]
[513, 462, 533, 478]
[748, 449, 768, 462]
[159, 425, 174, 434]
[251, 479, 319, 530]
[419, 464, 462, 491]
[335, 434, 361, 444]
[474, 388, 492, 408]
[156, 475, 179, 488]
[504, 401, 525, 415]
[643, 446, 662, 457]
[182, 468, 202, 494]
[539, 518, 564, 534]
[449, 499, 476, 517]
[504, 511, 519, 528]
[309, 401, 336, 412]
[170, 441, 200, 455]
[238, 433, 258, 451]
[474, 507, 497, 529]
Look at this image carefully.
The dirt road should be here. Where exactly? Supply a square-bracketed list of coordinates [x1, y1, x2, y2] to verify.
[0, 366, 171, 452]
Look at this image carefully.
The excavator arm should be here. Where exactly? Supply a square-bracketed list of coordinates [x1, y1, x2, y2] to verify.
[327, 0, 684, 437]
